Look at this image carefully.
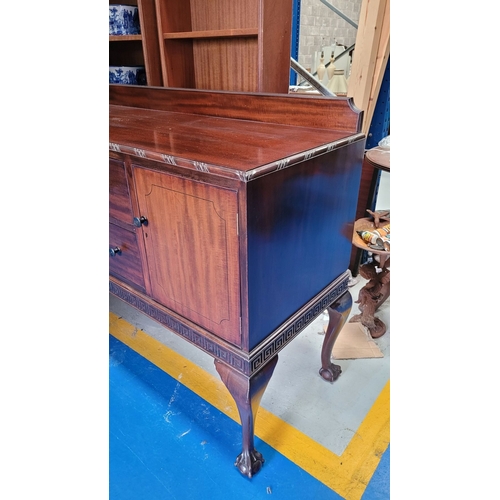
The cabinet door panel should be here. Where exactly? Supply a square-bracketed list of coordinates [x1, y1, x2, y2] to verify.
[134, 167, 241, 347]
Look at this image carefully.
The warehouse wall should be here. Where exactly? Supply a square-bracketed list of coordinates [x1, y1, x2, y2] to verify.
[298, 0, 362, 71]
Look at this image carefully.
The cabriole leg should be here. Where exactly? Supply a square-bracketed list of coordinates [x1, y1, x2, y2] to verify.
[319, 291, 352, 382]
[215, 355, 278, 478]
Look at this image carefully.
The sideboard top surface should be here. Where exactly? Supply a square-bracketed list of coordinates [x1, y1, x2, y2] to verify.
[109, 85, 364, 180]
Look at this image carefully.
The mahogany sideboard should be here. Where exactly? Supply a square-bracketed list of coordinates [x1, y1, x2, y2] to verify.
[109, 84, 365, 477]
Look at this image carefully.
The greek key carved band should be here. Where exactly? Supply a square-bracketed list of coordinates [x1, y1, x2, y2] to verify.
[110, 272, 349, 376]
[249, 274, 349, 372]
[109, 281, 250, 374]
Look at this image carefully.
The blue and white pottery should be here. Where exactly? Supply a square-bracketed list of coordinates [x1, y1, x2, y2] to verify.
[109, 66, 147, 85]
[109, 5, 141, 35]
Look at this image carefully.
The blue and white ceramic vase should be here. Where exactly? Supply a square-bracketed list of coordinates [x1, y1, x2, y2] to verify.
[109, 5, 141, 35]
[109, 66, 147, 85]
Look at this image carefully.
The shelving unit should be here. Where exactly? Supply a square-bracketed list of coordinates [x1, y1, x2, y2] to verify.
[109, 0, 163, 86]
[153, 0, 292, 93]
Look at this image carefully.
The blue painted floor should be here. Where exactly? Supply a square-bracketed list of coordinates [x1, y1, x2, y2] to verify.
[109, 335, 389, 499]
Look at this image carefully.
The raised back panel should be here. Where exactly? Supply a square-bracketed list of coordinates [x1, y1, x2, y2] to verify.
[109, 86, 363, 133]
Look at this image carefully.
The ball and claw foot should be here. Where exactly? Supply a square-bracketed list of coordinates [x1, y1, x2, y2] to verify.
[235, 449, 265, 478]
[319, 362, 342, 383]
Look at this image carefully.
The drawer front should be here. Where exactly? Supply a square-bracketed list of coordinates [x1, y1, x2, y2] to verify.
[109, 223, 145, 291]
[110, 159, 133, 224]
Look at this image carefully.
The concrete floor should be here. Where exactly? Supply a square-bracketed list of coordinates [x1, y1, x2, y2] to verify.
[110, 277, 389, 457]
[109, 274, 390, 499]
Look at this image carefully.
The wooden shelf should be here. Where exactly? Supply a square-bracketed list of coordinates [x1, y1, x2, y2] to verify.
[109, 0, 162, 86]
[109, 0, 292, 92]
[109, 35, 142, 42]
[155, 0, 292, 93]
[163, 28, 259, 40]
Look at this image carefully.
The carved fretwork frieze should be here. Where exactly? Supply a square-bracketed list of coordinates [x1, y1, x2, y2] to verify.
[110, 273, 349, 376]
[109, 281, 250, 374]
[249, 276, 349, 372]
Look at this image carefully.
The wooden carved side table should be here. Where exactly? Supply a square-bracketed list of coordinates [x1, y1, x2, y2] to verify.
[349, 145, 390, 338]
[349, 217, 390, 338]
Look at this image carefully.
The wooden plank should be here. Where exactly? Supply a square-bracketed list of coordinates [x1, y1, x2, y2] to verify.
[362, 1, 390, 135]
[109, 86, 362, 132]
[347, 0, 389, 133]
[163, 28, 258, 39]
[109, 35, 142, 42]
[139, 0, 163, 86]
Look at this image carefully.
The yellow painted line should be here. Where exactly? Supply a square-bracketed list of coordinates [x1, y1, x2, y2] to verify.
[110, 312, 389, 500]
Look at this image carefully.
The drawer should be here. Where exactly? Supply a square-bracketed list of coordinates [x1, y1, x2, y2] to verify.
[110, 159, 133, 225]
[109, 223, 145, 291]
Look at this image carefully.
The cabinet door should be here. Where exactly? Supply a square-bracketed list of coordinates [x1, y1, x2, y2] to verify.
[133, 167, 241, 347]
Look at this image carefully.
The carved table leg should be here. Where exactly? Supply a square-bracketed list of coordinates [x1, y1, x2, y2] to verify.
[319, 291, 352, 382]
[215, 355, 278, 478]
